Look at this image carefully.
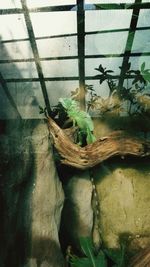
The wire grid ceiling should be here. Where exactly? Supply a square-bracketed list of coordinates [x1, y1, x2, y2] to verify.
[0, 0, 150, 118]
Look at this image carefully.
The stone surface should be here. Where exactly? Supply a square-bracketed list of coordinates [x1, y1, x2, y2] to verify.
[30, 121, 64, 267]
[61, 171, 93, 250]
[93, 160, 150, 250]
[0, 119, 64, 267]
[93, 115, 150, 250]
[62, 115, 150, 255]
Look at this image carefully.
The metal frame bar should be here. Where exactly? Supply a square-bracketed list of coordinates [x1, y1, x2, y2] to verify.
[1, 0, 150, 117]
[4, 74, 137, 83]
[117, 0, 142, 95]
[0, 2, 150, 15]
[77, 0, 85, 109]
[21, 0, 51, 115]
[1, 26, 150, 44]
[1, 52, 150, 64]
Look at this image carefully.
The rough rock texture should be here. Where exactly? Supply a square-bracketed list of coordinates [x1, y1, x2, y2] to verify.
[29, 121, 65, 267]
[0, 119, 64, 267]
[61, 171, 93, 250]
[92, 116, 150, 251]
[62, 115, 150, 259]
[93, 160, 150, 251]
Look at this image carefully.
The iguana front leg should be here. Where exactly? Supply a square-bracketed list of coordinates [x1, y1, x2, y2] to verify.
[72, 118, 76, 127]
[86, 128, 96, 144]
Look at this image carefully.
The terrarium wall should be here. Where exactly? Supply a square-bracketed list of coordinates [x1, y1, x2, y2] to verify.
[0, 1, 150, 267]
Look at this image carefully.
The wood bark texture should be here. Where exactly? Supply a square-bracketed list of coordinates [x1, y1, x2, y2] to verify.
[48, 116, 150, 170]
[129, 247, 150, 267]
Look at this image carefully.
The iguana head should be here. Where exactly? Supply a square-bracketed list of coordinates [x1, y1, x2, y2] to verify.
[59, 98, 79, 111]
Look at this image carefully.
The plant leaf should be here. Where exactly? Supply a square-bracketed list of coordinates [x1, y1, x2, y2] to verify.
[106, 70, 114, 73]
[70, 256, 92, 267]
[141, 62, 145, 72]
[79, 237, 94, 258]
[104, 244, 126, 267]
[96, 251, 107, 267]
[94, 75, 103, 79]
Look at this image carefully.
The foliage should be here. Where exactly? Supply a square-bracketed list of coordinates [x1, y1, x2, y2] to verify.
[87, 62, 150, 116]
[68, 237, 127, 267]
[39, 105, 47, 116]
[104, 245, 126, 267]
[59, 98, 96, 145]
[69, 237, 107, 267]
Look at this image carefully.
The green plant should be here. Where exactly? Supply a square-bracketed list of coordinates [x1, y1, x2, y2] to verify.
[69, 237, 107, 267]
[68, 237, 127, 267]
[87, 62, 150, 116]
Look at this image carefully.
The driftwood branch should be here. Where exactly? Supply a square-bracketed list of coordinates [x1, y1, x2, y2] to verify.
[48, 116, 150, 170]
[129, 247, 150, 267]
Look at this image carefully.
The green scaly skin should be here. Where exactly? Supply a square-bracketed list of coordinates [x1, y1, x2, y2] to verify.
[59, 98, 96, 145]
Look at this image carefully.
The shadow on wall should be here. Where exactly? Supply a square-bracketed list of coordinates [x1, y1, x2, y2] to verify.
[31, 237, 64, 267]
[0, 37, 41, 119]
[0, 39, 65, 267]
[0, 39, 34, 266]
[0, 119, 35, 267]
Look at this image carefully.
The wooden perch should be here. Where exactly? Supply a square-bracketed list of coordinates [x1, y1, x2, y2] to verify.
[47, 116, 150, 170]
[129, 247, 150, 267]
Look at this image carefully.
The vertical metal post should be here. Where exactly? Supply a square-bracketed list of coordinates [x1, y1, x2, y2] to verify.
[77, 0, 86, 110]
[118, 0, 142, 96]
[21, 0, 51, 115]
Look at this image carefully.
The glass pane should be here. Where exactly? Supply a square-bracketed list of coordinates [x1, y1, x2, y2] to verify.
[30, 12, 77, 37]
[130, 56, 150, 71]
[0, 84, 18, 119]
[137, 9, 150, 27]
[27, 0, 76, 8]
[132, 30, 150, 53]
[0, 0, 21, 8]
[0, 14, 28, 40]
[0, 41, 33, 60]
[46, 81, 79, 106]
[85, 10, 132, 31]
[85, 0, 134, 3]
[85, 58, 122, 76]
[0, 62, 38, 79]
[5, 82, 46, 119]
[85, 32, 128, 55]
[37, 36, 77, 57]
[41, 60, 78, 77]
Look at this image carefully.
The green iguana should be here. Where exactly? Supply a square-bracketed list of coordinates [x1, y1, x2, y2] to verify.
[59, 98, 96, 145]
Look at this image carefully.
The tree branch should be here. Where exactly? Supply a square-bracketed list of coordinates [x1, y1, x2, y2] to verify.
[47, 116, 150, 170]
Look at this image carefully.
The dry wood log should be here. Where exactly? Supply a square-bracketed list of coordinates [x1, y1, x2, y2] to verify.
[129, 247, 150, 267]
[47, 116, 150, 170]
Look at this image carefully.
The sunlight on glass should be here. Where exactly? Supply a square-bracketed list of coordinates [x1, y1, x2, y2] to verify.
[37, 37, 77, 58]
[85, 10, 132, 31]
[85, 0, 134, 3]
[41, 60, 78, 78]
[85, 32, 128, 55]
[30, 12, 77, 37]
[0, 0, 21, 8]
[26, 0, 75, 8]
[0, 15, 28, 40]
[1, 41, 33, 59]
[46, 81, 79, 106]
[0, 62, 38, 79]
